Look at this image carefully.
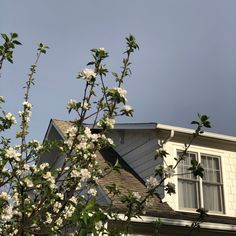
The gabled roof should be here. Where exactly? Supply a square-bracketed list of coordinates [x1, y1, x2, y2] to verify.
[43, 119, 236, 233]
[46, 119, 175, 217]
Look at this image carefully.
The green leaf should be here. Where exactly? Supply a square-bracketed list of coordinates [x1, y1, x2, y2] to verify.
[10, 33, 18, 38]
[79, 228, 88, 236]
[7, 58, 13, 63]
[1, 34, 8, 41]
[12, 40, 22, 45]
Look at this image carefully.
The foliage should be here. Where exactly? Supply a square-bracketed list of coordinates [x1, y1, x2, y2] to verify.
[0, 33, 210, 235]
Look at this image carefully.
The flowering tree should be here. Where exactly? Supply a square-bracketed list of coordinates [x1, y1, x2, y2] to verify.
[0, 33, 210, 235]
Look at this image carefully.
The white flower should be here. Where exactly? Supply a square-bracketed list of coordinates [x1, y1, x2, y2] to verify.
[78, 68, 96, 81]
[113, 87, 127, 98]
[145, 197, 154, 207]
[164, 166, 175, 178]
[5, 113, 17, 124]
[55, 217, 63, 226]
[43, 171, 55, 184]
[39, 162, 49, 171]
[82, 100, 89, 110]
[70, 196, 77, 205]
[123, 105, 132, 112]
[107, 138, 114, 145]
[98, 48, 105, 52]
[22, 101, 32, 109]
[0, 192, 9, 201]
[146, 176, 159, 190]
[79, 168, 91, 181]
[56, 193, 64, 200]
[132, 192, 141, 201]
[45, 212, 52, 224]
[88, 188, 97, 196]
[71, 169, 80, 178]
[0, 96, 5, 102]
[53, 201, 62, 213]
[24, 178, 34, 188]
[5, 147, 21, 162]
[67, 99, 77, 109]
[1, 205, 13, 221]
[97, 117, 115, 129]
[95, 221, 103, 231]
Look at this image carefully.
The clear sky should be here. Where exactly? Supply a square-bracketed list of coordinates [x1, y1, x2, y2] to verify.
[1, 0, 236, 142]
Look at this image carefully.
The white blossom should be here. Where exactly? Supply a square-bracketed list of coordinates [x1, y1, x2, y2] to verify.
[146, 176, 159, 190]
[0, 192, 9, 201]
[97, 117, 115, 129]
[95, 221, 103, 231]
[79, 168, 91, 181]
[78, 68, 96, 81]
[5, 113, 17, 124]
[1, 205, 13, 221]
[70, 196, 77, 205]
[22, 101, 32, 109]
[82, 100, 89, 110]
[98, 48, 105, 53]
[164, 166, 175, 178]
[45, 212, 52, 224]
[5, 147, 21, 162]
[67, 99, 77, 109]
[43, 171, 55, 184]
[123, 105, 132, 112]
[113, 87, 127, 98]
[24, 178, 34, 188]
[88, 188, 97, 196]
[132, 191, 141, 201]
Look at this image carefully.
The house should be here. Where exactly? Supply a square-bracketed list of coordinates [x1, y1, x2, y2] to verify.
[40, 119, 236, 235]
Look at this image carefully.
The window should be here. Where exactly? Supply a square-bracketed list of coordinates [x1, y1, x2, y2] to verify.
[177, 151, 224, 213]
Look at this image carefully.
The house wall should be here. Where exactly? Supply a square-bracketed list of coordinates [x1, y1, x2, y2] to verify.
[109, 130, 162, 181]
[163, 141, 236, 217]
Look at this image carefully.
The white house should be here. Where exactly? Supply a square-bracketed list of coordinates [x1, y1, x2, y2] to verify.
[40, 119, 236, 235]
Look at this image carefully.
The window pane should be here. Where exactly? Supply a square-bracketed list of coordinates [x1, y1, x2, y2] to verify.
[203, 183, 222, 212]
[202, 155, 221, 184]
[177, 151, 197, 180]
[212, 158, 219, 170]
[178, 180, 198, 209]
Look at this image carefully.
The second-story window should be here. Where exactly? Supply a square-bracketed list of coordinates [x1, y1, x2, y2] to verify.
[177, 151, 224, 213]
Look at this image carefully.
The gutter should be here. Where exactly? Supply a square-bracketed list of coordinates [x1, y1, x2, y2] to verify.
[115, 214, 236, 232]
[157, 123, 236, 143]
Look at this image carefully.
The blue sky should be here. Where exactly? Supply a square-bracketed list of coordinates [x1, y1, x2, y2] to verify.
[1, 0, 236, 142]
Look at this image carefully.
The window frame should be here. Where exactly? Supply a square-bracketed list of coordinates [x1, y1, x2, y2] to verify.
[176, 150, 225, 214]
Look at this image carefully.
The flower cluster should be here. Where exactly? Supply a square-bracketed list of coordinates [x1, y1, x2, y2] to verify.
[19, 101, 32, 123]
[97, 117, 115, 129]
[5, 112, 17, 125]
[77, 68, 96, 82]
[146, 176, 159, 190]
[67, 99, 78, 110]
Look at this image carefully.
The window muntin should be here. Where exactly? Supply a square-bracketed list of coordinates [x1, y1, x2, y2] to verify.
[177, 151, 224, 213]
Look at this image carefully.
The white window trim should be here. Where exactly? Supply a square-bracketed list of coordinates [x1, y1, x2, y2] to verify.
[175, 147, 225, 215]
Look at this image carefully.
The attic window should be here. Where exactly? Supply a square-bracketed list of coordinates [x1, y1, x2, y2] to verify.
[177, 151, 224, 213]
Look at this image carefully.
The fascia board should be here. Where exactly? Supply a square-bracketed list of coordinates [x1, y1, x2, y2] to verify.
[157, 123, 236, 143]
[115, 214, 236, 232]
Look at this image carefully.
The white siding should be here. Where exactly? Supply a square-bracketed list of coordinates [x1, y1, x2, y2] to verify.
[164, 141, 236, 217]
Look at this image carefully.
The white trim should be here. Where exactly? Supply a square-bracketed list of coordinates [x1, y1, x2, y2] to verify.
[115, 214, 236, 232]
[156, 124, 236, 143]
